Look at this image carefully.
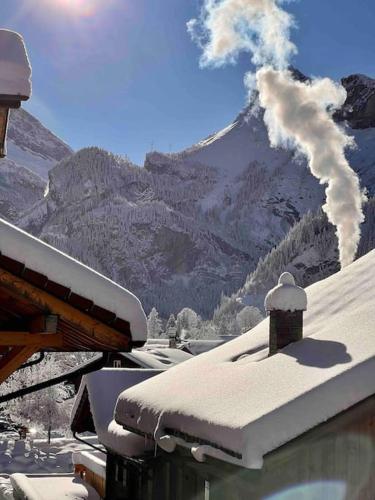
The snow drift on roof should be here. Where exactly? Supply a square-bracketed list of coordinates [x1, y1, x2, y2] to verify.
[0, 30, 31, 98]
[115, 250, 375, 469]
[0, 218, 147, 341]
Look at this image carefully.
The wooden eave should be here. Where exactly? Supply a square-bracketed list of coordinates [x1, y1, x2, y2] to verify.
[0, 253, 138, 384]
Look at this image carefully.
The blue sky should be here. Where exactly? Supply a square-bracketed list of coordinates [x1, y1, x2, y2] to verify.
[1, 0, 375, 165]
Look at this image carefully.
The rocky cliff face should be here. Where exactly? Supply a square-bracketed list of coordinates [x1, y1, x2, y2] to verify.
[19, 147, 250, 317]
[335, 74, 375, 129]
[0, 159, 45, 222]
[13, 72, 375, 317]
[0, 107, 72, 220]
[214, 198, 375, 320]
[7, 108, 73, 179]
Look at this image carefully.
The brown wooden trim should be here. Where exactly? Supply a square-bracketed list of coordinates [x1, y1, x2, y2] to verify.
[0, 332, 63, 347]
[0, 345, 40, 384]
[0, 268, 130, 351]
[0, 254, 132, 336]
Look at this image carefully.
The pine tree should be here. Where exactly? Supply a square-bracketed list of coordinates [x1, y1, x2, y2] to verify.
[147, 307, 163, 338]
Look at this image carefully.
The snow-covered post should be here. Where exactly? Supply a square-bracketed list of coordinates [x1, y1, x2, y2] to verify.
[264, 272, 307, 356]
[0, 30, 32, 158]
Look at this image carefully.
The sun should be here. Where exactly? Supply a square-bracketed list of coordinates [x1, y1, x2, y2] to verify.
[49, 0, 98, 17]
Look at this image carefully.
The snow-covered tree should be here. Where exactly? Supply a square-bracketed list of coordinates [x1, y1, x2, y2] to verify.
[1, 352, 93, 436]
[236, 306, 263, 333]
[147, 307, 163, 338]
[176, 307, 201, 339]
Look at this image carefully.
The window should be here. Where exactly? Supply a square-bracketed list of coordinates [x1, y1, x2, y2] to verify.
[113, 360, 122, 368]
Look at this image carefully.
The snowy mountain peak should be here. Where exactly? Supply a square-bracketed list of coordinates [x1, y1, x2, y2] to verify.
[7, 108, 73, 179]
[335, 73, 375, 128]
[14, 72, 375, 319]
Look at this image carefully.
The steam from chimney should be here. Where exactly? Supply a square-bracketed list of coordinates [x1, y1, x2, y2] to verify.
[188, 0, 365, 267]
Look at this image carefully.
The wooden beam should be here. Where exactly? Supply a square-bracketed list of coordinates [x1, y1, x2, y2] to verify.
[0, 332, 63, 347]
[0, 345, 40, 384]
[29, 314, 58, 334]
[0, 268, 129, 351]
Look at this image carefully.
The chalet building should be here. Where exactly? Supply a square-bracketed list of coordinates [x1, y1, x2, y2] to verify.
[71, 368, 162, 498]
[70, 349, 193, 497]
[104, 250, 375, 500]
[0, 216, 147, 385]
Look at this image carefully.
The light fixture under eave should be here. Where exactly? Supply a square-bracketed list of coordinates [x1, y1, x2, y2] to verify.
[0, 29, 32, 159]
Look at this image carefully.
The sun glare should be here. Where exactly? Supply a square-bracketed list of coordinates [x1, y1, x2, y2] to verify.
[50, 0, 99, 17]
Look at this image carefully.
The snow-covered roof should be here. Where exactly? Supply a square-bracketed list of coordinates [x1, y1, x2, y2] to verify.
[0, 30, 31, 99]
[145, 338, 230, 356]
[0, 218, 147, 341]
[115, 250, 375, 469]
[122, 347, 193, 369]
[181, 339, 229, 355]
[71, 368, 161, 456]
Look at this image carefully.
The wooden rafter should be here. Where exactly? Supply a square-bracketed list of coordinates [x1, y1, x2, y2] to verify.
[0, 332, 62, 347]
[0, 345, 40, 385]
[0, 268, 130, 351]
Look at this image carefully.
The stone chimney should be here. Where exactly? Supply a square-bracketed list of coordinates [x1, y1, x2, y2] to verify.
[264, 272, 307, 356]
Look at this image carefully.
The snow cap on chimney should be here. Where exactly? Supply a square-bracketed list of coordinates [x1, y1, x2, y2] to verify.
[265, 272, 307, 313]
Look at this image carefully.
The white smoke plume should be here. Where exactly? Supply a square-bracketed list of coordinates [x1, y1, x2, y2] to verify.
[257, 68, 364, 266]
[187, 0, 296, 69]
[188, 0, 365, 267]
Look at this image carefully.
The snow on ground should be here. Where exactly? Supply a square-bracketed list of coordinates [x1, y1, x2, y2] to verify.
[0, 218, 148, 341]
[115, 250, 375, 469]
[0, 436, 100, 475]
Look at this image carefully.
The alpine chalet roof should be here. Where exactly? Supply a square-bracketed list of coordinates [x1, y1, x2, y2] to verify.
[0, 218, 147, 347]
[115, 250, 375, 469]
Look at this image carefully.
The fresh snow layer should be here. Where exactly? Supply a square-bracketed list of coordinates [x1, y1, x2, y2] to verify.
[123, 347, 193, 369]
[115, 250, 375, 469]
[146, 339, 229, 355]
[0, 30, 31, 98]
[107, 420, 154, 458]
[264, 272, 307, 312]
[0, 218, 147, 341]
[10, 474, 100, 500]
[72, 368, 162, 456]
